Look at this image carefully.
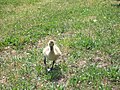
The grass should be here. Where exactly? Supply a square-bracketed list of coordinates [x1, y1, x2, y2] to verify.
[0, 0, 120, 89]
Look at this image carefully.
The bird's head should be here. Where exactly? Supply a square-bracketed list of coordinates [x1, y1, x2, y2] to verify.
[48, 40, 55, 47]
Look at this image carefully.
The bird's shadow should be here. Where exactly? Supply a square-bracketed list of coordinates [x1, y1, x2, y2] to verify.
[46, 65, 63, 82]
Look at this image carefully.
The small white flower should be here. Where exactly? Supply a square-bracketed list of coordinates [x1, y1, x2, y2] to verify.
[104, 16, 106, 19]
[22, 77, 25, 79]
[93, 19, 97, 22]
[47, 68, 51, 71]
[33, 64, 36, 67]
[37, 77, 40, 80]
[22, 64, 25, 66]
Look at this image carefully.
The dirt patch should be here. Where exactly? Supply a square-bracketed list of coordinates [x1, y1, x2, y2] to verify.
[77, 60, 87, 68]
[0, 76, 7, 85]
[70, 60, 87, 69]
[97, 62, 110, 68]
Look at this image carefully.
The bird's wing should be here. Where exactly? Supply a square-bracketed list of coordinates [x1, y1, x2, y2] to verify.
[54, 45, 62, 55]
[43, 46, 50, 56]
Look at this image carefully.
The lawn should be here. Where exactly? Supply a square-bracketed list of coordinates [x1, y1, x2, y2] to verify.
[0, 0, 120, 89]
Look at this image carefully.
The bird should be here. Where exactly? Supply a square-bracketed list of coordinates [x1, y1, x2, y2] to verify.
[43, 40, 62, 71]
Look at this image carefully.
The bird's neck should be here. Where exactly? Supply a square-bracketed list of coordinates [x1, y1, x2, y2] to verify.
[50, 46, 53, 51]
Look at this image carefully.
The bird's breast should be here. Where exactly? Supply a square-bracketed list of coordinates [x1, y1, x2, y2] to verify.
[47, 52, 58, 61]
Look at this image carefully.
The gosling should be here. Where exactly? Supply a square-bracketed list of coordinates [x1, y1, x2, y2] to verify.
[43, 40, 62, 71]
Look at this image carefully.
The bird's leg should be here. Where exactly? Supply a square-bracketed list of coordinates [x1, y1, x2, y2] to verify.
[44, 56, 47, 72]
[44, 56, 47, 65]
[50, 60, 55, 70]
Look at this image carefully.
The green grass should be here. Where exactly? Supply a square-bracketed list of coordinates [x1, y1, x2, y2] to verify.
[0, 0, 120, 89]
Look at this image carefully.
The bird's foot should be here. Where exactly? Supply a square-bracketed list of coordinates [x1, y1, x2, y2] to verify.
[47, 68, 51, 72]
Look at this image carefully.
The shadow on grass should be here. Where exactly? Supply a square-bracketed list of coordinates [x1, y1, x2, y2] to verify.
[47, 65, 63, 82]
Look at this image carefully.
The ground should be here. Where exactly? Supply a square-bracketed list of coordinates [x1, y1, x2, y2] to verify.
[0, 0, 120, 90]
